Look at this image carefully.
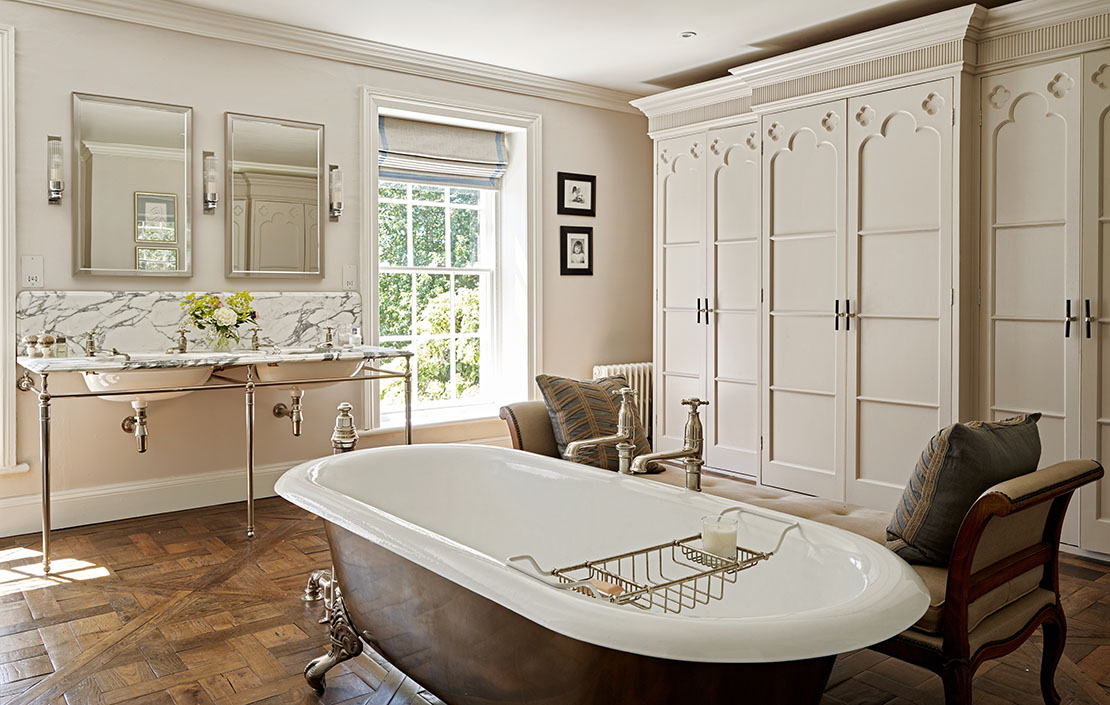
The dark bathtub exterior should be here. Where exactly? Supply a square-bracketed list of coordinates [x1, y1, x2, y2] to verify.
[325, 521, 836, 705]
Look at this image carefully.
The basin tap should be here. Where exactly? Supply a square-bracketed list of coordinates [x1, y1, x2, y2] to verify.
[313, 326, 336, 352]
[166, 329, 188, 354]
[629, 398, 708, 490]
[81, 330, 101, 357]
[250, 328, 276, 352]
[563, 387, 638, 474]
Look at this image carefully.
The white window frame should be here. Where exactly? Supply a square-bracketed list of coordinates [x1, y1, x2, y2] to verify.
[376, 183, 498, 424]
[360, 88, 542, 431]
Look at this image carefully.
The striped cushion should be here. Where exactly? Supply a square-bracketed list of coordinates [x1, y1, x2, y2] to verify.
[886, 414, 1042, 566]
[535, 374, 651, 471]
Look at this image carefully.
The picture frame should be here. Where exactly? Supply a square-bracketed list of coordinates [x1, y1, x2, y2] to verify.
[135, 192, 178, 243]
[557, 172, 596, 217]
[135, 246, 179, 272]
[560, 226, 593, 276]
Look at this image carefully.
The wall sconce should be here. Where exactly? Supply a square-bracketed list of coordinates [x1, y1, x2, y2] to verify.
[203, 152, 218, 212]
[328, 164, 343, 219]
[47, 136, 64, 204]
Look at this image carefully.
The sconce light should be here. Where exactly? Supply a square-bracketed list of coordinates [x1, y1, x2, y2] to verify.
[46, 136, 64, 204]
[203, 152, 218, 212]
[328, 164, 343, 219]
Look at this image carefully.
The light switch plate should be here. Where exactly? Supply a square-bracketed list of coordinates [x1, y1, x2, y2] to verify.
[342, 264, 357, 291]
[21, 255, 43, 288]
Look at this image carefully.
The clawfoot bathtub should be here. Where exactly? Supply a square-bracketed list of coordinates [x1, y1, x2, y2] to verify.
[276, 444, 928, 704]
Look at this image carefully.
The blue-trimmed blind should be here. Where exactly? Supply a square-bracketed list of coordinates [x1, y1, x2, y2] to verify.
[378, 116, 508, 189]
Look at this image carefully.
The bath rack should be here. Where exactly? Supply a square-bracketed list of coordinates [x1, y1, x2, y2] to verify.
[508, 508, 799, 615]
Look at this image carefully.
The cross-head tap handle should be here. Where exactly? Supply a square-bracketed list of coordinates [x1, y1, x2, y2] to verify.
[681, 397, 708, 411]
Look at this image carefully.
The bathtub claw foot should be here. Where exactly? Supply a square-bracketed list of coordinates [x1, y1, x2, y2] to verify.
[304, 585, 362, 694]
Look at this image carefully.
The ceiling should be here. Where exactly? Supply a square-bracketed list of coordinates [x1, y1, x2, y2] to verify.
[171, 0, 1016, 96]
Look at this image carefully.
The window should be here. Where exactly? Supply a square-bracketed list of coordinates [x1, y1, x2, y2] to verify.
[377, 181, 496, 423]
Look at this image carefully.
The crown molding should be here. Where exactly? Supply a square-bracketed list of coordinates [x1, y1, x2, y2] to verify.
[82, 140, 184, 160]
[12, 0, 643, 115]
[977, 0, 1110, 39]
[630, 75, 751, 119]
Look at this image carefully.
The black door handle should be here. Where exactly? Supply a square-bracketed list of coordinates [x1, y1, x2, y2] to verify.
[1086, 299, 1093, 339]
[845, 299, 852, 332]
[1066, 299, 1073, 338]
[834, 299, 840, 331]
[696, 297, 701, 324]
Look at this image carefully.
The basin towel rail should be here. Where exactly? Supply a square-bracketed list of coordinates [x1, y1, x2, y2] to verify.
[14, 354, 413, 574]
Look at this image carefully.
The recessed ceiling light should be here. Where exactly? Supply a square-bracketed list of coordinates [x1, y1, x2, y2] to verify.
[679, 31, 697, 39]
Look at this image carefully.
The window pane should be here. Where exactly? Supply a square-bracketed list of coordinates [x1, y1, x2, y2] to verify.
[412, 206, 446, 266]
[378, 202, 409, 266]
[378, 181, 407, 200]
[417, 339, 451, 401]
[415, 273, 450, 335]
[379, 273, 412, 337]
[378, 341, 410, 407]
[413, 184, 445, 202]
[451, 208, 479, 267]
[450, 188, 480, 205]
[454, 274, 480, 334]
[455, 336, 481, 399]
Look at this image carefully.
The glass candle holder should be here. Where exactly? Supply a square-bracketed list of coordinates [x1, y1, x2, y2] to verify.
[701, 514, 738, 560]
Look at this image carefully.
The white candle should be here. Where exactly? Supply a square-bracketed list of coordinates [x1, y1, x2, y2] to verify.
[701, 515, 738, 560]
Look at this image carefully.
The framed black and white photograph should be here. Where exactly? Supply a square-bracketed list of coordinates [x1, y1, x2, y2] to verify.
[557, 172, 596, 217]
[134, 192, 178, 242]
[560, 225, 593, 276]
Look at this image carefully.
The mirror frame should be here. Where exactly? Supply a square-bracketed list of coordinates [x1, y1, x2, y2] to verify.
[224, 112, 325, 278]
[72, 92, 193, 277]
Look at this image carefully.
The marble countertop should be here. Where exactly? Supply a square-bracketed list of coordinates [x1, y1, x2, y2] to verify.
[17, 345, 412, 374]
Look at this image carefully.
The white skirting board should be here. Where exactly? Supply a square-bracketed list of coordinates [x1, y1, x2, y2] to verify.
[0, 461, 296, 538]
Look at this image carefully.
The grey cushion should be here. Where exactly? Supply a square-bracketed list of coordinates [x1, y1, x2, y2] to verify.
[535, 374, 650, 470]
[886, 414, 1042, 565]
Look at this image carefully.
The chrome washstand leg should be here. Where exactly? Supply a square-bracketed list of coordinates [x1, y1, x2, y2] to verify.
[304, 582, 362, 695]
[38, 374, 51, 574]
[244, 367, 256, 539]
[404, 356, 413, 445]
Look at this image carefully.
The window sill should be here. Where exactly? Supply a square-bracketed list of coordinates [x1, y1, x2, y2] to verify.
[365, 401, 503, 438]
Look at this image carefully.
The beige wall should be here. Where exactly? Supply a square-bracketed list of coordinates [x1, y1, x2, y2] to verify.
[0, 2, 652, 526]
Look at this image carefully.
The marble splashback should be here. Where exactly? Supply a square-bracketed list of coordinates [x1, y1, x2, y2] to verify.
[16, 290, 361, 353]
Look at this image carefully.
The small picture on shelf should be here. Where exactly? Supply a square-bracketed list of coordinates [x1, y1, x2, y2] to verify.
[557, 172, 596, 217]
[135, 192, 178, 242]
[560, 226, 593, 276]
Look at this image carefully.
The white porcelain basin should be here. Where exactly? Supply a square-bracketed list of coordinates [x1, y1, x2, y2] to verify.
[255, 351, 365, 388]
[82, 355, 214, 403]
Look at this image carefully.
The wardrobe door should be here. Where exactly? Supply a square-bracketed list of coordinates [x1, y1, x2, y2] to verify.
[761, 101, 847, 499]
[1080, 48, 1110, 553]
[845, 80, 953, 511]
[981, 58, 1083, 544]
[655, 133, 707, 452]
[705, 123, 761, 475]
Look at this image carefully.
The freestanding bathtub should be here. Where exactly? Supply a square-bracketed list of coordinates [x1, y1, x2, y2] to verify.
[276, 444, 928, 705]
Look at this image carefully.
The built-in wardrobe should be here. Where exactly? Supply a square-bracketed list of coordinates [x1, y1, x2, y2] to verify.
[633, 0, 1110, 554]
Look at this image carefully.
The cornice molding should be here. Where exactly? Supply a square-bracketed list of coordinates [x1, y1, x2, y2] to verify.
[82, 140, 184, 160]
[12, 0, 643, 115]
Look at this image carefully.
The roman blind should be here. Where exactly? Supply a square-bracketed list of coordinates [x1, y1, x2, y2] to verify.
[378, 116, 508, 188]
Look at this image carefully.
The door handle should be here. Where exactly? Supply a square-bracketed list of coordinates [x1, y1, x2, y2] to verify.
[1086, 299, 1093, 339]
[834, 299, 840, 331]
[845, 299, 854, 332]
[705, 301, 712, 326]
[696, 297, 701, 324]
[1065, 299, 1076, 338]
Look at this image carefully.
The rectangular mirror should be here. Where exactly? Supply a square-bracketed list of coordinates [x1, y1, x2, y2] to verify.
[73, 93, 192, 276]
[226, 113, 323, 277]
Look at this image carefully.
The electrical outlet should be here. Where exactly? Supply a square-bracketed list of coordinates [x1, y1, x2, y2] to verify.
[21, 255, 43, 288]
[343, 264, 357, 291]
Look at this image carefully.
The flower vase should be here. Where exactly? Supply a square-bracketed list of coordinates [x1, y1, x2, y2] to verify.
[209, 332, 234, 352]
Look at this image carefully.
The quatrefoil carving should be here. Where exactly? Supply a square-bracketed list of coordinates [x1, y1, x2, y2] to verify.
[1048, 72, 1074, 99]
[988, 84, 1011, 109]
[767, 122, 784, 141]
[821, 111, 840, 132]
[922, 92, 945, 116]
[659, 148, 670, 164]
[855, 105, 875, 127]
[1093, 63, 1110, 90]
[709, 138, 721, 156]
[745, 131, 758, 150]
[690, 142, 701, 159]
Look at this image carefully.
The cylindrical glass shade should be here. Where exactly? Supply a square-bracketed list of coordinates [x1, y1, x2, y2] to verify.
[203, 154, 218, 194]
[47, 137, 63, 182]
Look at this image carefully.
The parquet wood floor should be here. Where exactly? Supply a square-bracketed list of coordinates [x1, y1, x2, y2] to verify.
[0, 498, 1108, 705]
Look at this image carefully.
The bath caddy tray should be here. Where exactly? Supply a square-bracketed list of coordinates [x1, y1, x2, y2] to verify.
[508, 508, 798, 615]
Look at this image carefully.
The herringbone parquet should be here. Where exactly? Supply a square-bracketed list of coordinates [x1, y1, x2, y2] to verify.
[0, 498, 1107, 705]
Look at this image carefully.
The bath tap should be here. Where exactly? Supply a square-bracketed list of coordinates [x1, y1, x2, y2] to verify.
[166, 329, 188, 354]
[563, 387, 638, 474]
[629, 398, 707, 491]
